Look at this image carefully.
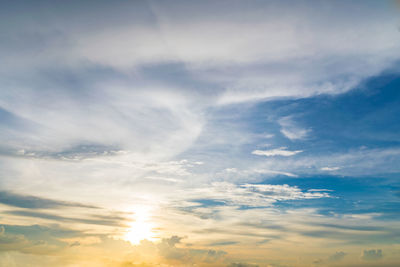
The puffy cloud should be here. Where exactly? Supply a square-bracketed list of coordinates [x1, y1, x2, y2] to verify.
[125, 236, 227, 266]
[361, 249, 383, 261]
[328, 251, 347, 262]
[0, 225, 75, 255]
[0, 224, 227, 266]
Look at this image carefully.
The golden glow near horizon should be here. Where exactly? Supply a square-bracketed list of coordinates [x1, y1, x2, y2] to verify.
[124, 205, 157, 245]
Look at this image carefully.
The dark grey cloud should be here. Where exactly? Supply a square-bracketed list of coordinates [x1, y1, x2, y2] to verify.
[0, 190, 99, 209]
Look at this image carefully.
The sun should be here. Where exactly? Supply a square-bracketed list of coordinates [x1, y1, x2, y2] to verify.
[124, 206, 156, 245]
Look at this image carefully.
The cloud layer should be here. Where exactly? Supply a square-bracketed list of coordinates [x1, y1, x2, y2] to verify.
[1, 1, 400, 266]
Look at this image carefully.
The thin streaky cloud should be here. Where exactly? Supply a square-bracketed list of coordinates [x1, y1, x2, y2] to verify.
[252, 147, 303, 157]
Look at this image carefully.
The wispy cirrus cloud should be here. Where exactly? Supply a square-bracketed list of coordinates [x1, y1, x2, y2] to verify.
[252, 147, 303, 157]
[176, 182, 329, 208]
[320, 166, 341, 171]
[278, 116, 311, 141]
[0, 190, 99, 209]
[3, 210, 128, 227]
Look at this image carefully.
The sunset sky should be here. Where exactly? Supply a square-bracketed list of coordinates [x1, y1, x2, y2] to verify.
[1, 0, 400, 266]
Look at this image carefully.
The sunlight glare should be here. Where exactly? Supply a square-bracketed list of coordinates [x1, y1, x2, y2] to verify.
[125, 205, 156, 245]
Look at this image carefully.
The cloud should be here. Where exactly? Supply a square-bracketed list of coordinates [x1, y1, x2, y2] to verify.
[126, 236, 227, 266]
[0, 226, 31, 252]
[328, 251, 347, 262]
[320, 167, 340, 171]
[0, 2, 399, 266]
[1, 224, 227, 266]
[120, 263, 159, 267]
[278, 116, 310, 141]
[0, 224, 81, 255]
[361, 249, 383, 261]
[207, 241, 239, 247]
[312, 258, 324, 265]
[3, 210, 127, 227]
[0, 0, 398, 159]
[0, 2, 398, 183]
[247, 147, 400, 177]
[178, 182, 330, 208]
[222, 168, 298, 178]
[0, 190, 99, 209]
[120, 263, 157, 267]
[228, 263, 259, 267]
[249, 169, 298, 178]
[252, 147, 303, 157]
[79, 1, 400, 105]
[307, 223, 384, 232]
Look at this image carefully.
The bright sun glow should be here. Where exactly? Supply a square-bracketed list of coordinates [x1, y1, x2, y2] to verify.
[125, 206, 156, 245]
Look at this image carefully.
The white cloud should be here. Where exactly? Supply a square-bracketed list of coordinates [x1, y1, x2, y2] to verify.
[220, 168, 298, 181]
[263, 134, 275, 139]
[1, 1, 399, 107]
[320, 167, 340, 171]
[245, 148, 400, 178]
[174, 182, 330, 208]
[251, 169, 298, 178]
[0, 83, 204, 161]
[308, 189, 333, 192]
[252, 147, 303, 157]
[0, 1, 399, 170]
[278, 116, 310, 141]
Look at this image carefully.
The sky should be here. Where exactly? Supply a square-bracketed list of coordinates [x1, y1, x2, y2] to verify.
[1, 0, 400, 266]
